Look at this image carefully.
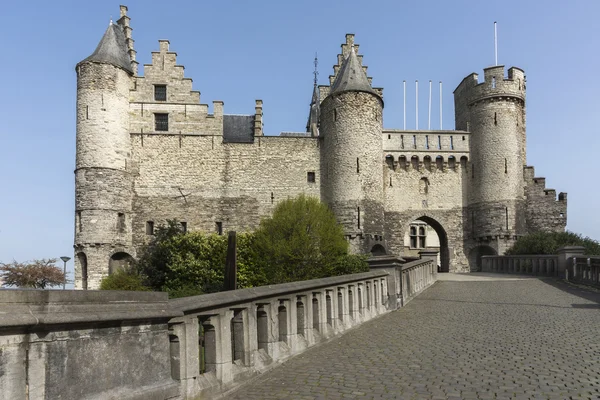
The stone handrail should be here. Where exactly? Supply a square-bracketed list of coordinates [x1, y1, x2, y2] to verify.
[566, 256, 600, 288]
[168, 270, 393, 399]
[397, 258, 438, 305]
[0, 261, 438, 400]
[481, 254, 559, 276]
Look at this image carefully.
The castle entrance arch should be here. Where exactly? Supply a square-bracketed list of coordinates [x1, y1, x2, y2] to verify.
[468, 245, 497, 272]
[402, 216, 450, 272]
[109, 252, 135, 274]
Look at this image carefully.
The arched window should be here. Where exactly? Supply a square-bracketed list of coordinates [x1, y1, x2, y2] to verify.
[410, 226, 418, 248]
[448, 156, 456, 171]
[411, 156, 419, 170]
[399, 156, 407, 171]
[418, 227, 426, 248]
[423, 156, 432, 171]
[436, 156, 444, 170]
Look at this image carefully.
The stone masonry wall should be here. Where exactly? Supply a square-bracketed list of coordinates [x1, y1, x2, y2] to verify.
[131, 135, 320, 249]
[523, 166, 567, 233]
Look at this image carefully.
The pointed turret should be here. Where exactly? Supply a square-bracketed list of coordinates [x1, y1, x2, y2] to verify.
[78, 23, 133, 74]
[307, 83, 320, 136]
[330, 47, 379, 99]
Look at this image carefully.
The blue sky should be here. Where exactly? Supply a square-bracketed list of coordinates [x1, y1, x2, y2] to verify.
[1, 1, 598, 280]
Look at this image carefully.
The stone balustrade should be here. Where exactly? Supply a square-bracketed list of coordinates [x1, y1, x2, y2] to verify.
[168, 270, 392, 399]
[0, 258, 438, 400]
[566, 256, 600, 288]
[481, 254, 559, 276]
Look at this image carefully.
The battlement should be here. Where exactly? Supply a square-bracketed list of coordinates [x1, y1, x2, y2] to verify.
[454, 65, 525, 107]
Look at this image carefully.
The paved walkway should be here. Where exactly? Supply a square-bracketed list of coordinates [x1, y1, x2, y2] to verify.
[228, 274, 600, 399]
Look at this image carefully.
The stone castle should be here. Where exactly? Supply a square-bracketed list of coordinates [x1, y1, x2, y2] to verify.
[74, 6, 567, 289]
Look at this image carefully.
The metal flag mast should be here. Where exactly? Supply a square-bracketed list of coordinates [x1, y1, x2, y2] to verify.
[494, 21, 498, 66]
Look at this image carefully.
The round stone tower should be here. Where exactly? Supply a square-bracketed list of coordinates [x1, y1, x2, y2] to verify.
[320, 47, 385, 254]
[454, 65, 527, 254]
[74, 23, 134, 289]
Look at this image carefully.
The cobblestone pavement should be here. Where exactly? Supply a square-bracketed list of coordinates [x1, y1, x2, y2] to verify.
[228, 276, 600, 399]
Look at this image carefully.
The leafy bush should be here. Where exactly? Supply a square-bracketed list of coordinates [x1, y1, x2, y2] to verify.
[99, 269, 150, 291]
[505, 231, 600, 256]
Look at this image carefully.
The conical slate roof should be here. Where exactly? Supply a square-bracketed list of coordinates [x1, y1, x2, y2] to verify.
[78, 23, 132, 73]
[330, 47, 378, 97]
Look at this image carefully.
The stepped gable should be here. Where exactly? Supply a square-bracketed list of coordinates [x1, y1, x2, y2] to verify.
[329, 47, 378, 98]
[79, 23, 133, 74]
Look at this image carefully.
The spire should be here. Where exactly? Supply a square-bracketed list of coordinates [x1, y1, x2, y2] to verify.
[330, 47, 378, 98]
[78, 23, 133, 74]
[307, 53, 320, 136]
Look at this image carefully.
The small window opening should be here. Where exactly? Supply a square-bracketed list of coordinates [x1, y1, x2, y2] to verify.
[307, 171, 316, 183]
[356, 158, 360, 173]
[412, 135, 417, 149]
[216, 222, 223, 235]
[450, 136, 454, 150]
[154, 85, 167, 101]
[492, 77, 496, 88]
[504, 158, 508, 174]
[559, 212, 564, 218]
[357, 207, 361, 229]
[462, 135, 466, 141]
[425, 135, 429, 149]
[76, 211, 82, 232]
[271, 192, 274, 204]
[155, 113, 168, 131]
[180, 221, 187, 233]
[437, 135, 441, 149]
[505, 207, 509, 230]
[117, 213, 125, 233]
[389, 176, 392, 187]
[388, 134, 391, 139]
[494, 112, 497, 126]
[472, 164, 475, 179]
[146, 221, 155, 235]
[85, 105, 89, 120]
[400, 135, 404, 149]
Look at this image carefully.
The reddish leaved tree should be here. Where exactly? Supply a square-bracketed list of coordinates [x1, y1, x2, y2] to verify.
[0, 259, 67, 289]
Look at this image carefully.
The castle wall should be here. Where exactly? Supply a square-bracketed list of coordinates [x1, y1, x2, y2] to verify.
[523, 166, 567, 233]
[130, 135, 320, 249]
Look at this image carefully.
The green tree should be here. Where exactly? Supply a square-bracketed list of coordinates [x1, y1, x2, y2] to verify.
[505, 231, 600, 256]
[0, 259, 67, 289]
[253, 194, 368, 283]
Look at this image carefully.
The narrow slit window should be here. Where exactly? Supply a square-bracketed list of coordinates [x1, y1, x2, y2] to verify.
[504, 158, 508, 174]
[85, 105, 89, 120]
[388, 134, 391, 139]
[356, 158, 360, 173]
[472, 164, 475, 179]
[492, 77, 496, 88]
[413, 135, 417, 149]
[450, 136, 454, 150]
[505, 207, 509, 230]
[494, 112, 497, 126]
[425, 135, 429, 149]
[389, 176, 392, 187]
[154, 85, 167, 101]
[117, 213, 125, 233]
[146, 221, 155, 235]
[401, 135, 404, 149]
[357, 207, 361, 229]
[438, 135, 441, 149]
[216, 222, 223, 235]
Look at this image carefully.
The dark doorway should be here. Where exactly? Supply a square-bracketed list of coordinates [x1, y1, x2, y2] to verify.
[415, 216, 450, 272]
[109, 252, 135, 274]
[468, 245, 497, 272]
[370, 244, 386, 256]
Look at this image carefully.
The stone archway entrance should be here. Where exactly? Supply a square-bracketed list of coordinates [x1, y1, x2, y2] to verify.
[468, 245, 497, 272]
[109, 252, 135, 274]
[402, 216, 450, 272]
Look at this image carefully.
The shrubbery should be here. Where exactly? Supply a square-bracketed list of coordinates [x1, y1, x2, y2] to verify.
[99, 268, 150, 291]
[505, 231, 600, 256]
[102, 195, 369, 297]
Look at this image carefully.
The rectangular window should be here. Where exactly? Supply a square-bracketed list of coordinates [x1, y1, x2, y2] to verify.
[180, 221, 187, 233]
[155, 113, 168, 131]
[216, 221, 223, 235]
[307, 171, 316, 183]
[154, 85, 167, 101]
[146, 221, 154, 235]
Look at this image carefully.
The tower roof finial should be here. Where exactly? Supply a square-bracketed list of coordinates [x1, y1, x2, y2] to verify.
[313, 52, 319, 87]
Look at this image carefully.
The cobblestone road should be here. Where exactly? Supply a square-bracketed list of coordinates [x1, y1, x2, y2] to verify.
[228, 275, 600, 399]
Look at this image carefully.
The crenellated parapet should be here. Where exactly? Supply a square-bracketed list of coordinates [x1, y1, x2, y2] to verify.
[523, 166, 567, 233]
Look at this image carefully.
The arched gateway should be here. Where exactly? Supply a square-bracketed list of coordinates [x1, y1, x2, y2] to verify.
[413, 216, 451, 272]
